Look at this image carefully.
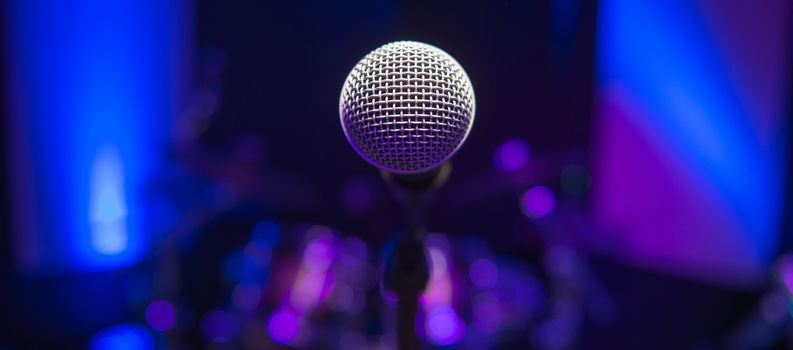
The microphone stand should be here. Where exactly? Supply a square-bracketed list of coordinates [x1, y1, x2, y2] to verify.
[381, 163, 451, 350]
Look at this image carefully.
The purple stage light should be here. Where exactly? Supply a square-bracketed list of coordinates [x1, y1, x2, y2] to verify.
[288, 229, 338, 312]
[379, 278, 398, 307]
[521, 186, 556, 219]
[267, 309, 297, 343]
[469, 258, 499, 289]
[303, 234, 336, 271]
[145, 300, 177, 332]
[472, 292, 502, 335]
[425, 233, 451, 256]
[426, 305, 465, 346]
[421, 237, 465, 346]
[328, 282, 365, 314]
[422, 246, 452, 306]
[201, 309, 239, 343]
[785, 270, 793, 296]
[267, 307, 308, 346]
[281, 228, 339, 315]
[594, 0, 791, 286]
[775, 254, 793, 295]
[493, 139, 531, 172]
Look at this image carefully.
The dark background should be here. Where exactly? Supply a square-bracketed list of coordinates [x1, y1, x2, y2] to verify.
[1, 0, 790, 349]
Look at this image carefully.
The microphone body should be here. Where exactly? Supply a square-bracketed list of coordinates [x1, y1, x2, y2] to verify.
[339, 41, 475, 350]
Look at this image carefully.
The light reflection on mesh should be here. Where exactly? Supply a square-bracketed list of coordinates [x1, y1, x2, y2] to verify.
[340, 41, 475, 173]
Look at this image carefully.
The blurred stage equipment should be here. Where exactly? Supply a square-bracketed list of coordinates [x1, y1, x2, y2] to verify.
[339, 41, 476, 350]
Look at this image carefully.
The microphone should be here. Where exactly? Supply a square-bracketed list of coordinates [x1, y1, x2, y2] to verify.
[339, 41, 476, 174]
[339, 41, 476, 350]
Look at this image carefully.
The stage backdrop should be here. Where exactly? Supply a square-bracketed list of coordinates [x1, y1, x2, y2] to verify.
[594, 0, 791, 287]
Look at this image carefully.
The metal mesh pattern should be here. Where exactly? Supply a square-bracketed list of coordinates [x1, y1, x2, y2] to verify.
[340, 41, 475, 173]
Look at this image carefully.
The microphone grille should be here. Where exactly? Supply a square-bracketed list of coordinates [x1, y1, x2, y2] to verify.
[340, 41, 475, 173]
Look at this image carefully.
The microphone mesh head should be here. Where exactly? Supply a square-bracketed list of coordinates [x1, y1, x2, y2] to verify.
[340, 41, 475, 173]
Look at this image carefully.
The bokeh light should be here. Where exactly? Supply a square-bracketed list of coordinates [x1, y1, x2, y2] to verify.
[472, 292, 502, 335]
[422, 246, 453, 306]
[521, 186, 556, 219]
[289, 229, 338, 313]
[267, 307, 309, 347]
[144, 299, 177, 332]
[426, 305, 465, 346]
[328, 282, 353, 310]
[469, 258, 499, 289]
[493, 139, 532, 172]
[303, 234, 336, 271]
[244, 243, 272, 268]
[90, 324, 153, 350]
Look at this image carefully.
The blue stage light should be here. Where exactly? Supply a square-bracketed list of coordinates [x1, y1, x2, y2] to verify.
[5, 0, 190, 272]
[90, 324, 154, 350]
